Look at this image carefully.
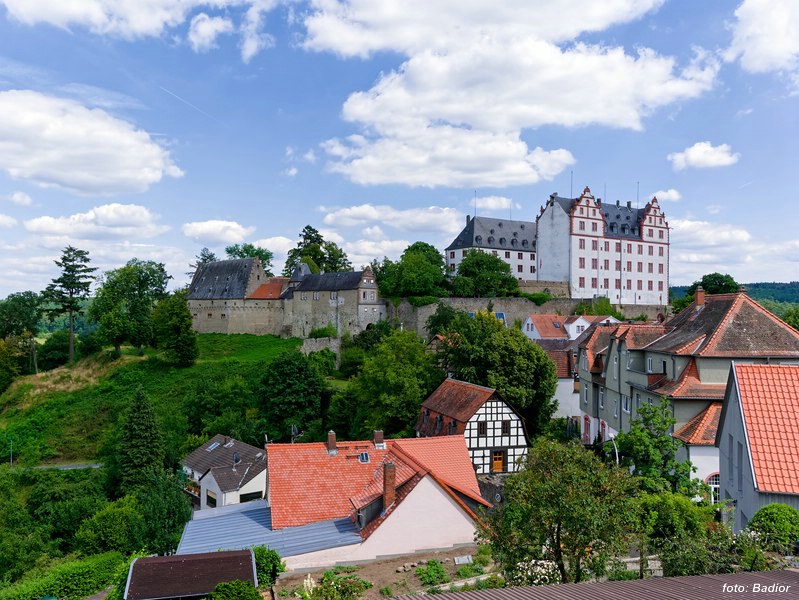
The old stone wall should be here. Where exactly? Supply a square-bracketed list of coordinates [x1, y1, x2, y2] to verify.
[300, 337, 342, 361]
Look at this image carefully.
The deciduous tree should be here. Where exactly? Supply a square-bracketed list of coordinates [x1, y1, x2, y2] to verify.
[282, 226, 351, 275]
[0, 291, 43, 338]
[454, 250, 519, 297]
[480, 439, 638, 583]
[43, 246, 97, 363]
[152, 289, 199, 366]
[133, 470, 192, 555]
[225, 243, 274, 276]
[672, 272, 740, 313]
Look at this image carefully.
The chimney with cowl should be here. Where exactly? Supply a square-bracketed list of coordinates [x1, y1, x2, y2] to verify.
[327, 430, 337, 456]
[373, 430, 386, 449]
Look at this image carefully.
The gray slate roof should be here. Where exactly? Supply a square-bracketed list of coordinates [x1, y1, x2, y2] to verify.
[547, 193, 646, 240]
[290, 271, 364, 292]
[187, 259, 255, 300]
[176, 500, 360, 556]
[181, 435, 266, 490]
[446, 216, 536, 252]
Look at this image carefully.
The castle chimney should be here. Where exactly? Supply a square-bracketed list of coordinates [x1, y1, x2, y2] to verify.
[695, 286, 705, 307]
[627, 200, 632, 209]
[374, 430, 385, 449]
[466, 215, 471, 226]
[383, 462, 396, 511]
[327, 431, 337, 455]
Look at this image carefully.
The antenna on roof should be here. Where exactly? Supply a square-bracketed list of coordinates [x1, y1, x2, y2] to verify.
[570, 170, 573, 198]
[474, 190, 477, 218]
[636, 180, 640, 209]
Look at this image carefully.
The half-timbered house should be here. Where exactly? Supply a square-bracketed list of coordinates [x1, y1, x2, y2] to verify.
[415, 378, 529, 474]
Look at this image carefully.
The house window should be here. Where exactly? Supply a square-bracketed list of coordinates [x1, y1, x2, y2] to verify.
[301, 292, 308, 300]
[637, 280, 643, 290]
[622, 395, 631, 413]
[637, 262, 643, 272]
[659, 247, 664, 257]
[613, 399, 618, 417]
[648, 246, 654, 256]
[591, 258, 598, 269]
[579, 277, 585, 288]
[648, 281, 653, 291]
[240, 491, 262, 503]
[463, 250, 468, 257]
[658, 281, 664, 291]
[603, 278, 609, 289]
[737, 442, 743, 493]
[615, 242, 621, 252]
[591, 277, 597, 289]
[517, 264, 523, 273]
[501, 420, 511, 436]
[592, 222, 598, 232]
[313, 292, 320, 300]
[505, 251, 511, 258]
[626, 279, 632, 290]
[518, 252, 523, 260]
[615, 279, 621, 289]
[706, 473, 720, 504]
[450, 263, 456, 271]
[583, 387, 588, 405]
[579, 257, 585, 268]
[370, 291, 376, 301]
[579, 221, 585, 231]
[477, 421, 488, 437]
[647, 357, 653, 372]
[207, 313, 212, 318]
[636, 393, 641, 409]
[449, 421, 457, 434]
[604, 241, 609, 251]
[613, 355, 618, 380]
[638, 244, 643, 254]
[450, 251, 455, 258]
[491, 450, 505, 473]
[530, 266, 535, 273]
[592, 240, 598, 251]
[615, 260, 621, 270]
[331, 291, 338, 300]
[598, 387, 605, 409]
[435, 415, 443, 434]
[727, 434, 733, 482]
[220, 313, 226, 319]
[626, 260, 632, 272]
[579, 238, 585, 249]
[206, 490, 217, 508]
[659, 230, 664, 239]
[648, 263, 653, 273]
[603, 259, 609, 270]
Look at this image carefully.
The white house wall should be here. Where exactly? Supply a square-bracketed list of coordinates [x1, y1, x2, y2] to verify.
[686, 445, 719, 485]
[200, 471, 266, 509]
[553, 379, 581, 419]
[283, 475, 477, 570]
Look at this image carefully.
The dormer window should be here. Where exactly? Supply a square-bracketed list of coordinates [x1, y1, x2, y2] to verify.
[475, 235, 482, 244]
[358, 452, 370, 464]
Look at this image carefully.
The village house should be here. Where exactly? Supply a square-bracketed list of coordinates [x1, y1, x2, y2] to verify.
[186, 259, 386, 338]
[577, 288, 799, 487]
[416, 379, 529, 474]
[717, 363, 799, 531]
[180, 434, 266, 510]
[177, 432, 489, 568]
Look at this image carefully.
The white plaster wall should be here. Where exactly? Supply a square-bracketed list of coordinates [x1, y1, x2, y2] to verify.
[446, 247, 537, 281]
[200, 473, 223, 510]
[688, 445, 719, 484]
[283, 476, 477, 570]
[200, 471, 266, 509]
[552, 379, 580, 419]
[536, 204, 570, 283]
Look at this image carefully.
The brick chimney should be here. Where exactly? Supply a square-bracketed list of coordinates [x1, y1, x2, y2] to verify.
[383, 462, 396, 510]
[374, 430, 385, 449]
[327, 430, 337, 455]
[695, 286, 705, 307]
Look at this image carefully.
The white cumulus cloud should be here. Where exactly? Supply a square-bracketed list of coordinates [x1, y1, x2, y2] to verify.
[667, 141, 740, 171]
[182, 220, 256, 244]
[726, 0, 799, 77]
[25, 203, 169, 239]
[650, 188, 682, 202]
[7, 191, 32, 205]
[475, 196, 515, 211]
[188, 13, 234, 52]
[322, 204, 464, 235]
[0, 90, 182, 195]
[308, 1, 718, 188]
[0, 214, 17, 227]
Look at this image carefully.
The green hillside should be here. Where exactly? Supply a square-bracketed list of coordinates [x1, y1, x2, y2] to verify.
[0, 334, 300, 466]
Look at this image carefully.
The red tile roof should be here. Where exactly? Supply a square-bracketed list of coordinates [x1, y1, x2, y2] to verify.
[649, 358, 728, 400]
[527, 314, 569, 339]
[247, 277, 288, 299]
[734, 363, 799, 495]
[418, 379, 496, 427]
[267, 435, 488, 531]
[579, 323, 621, 373]
[674, 402, 722, 445]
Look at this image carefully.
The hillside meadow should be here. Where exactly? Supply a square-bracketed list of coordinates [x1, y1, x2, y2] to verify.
[0, 334, 300, 466]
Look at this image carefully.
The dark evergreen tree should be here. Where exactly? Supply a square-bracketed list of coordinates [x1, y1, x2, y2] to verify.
[282, 225, 351, 275]
[119, 387, 164, 493]
[133, 470, 192, 554]
[43, 246, 97, 363]
[187, 247, 218, 277]
[225, 243, 274, 276]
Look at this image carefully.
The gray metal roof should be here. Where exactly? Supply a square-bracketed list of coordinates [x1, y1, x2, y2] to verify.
[176, 500, 361, 557]
[187, 259, 255, 300]
[446, 216, 536, 252]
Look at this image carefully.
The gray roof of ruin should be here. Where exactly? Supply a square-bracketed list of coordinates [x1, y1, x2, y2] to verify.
[187, 259, 255, 300]
[446, 216, 536, 252]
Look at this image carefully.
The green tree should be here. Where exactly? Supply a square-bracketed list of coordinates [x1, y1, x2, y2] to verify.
[425, 302, 462, 338]
[90, 259, 171, 355]
[225, 243, 274, 276]
[152, 289, 199, 366]
[351, 330, 445, 435]
[43, 246, 97, 363]
[373, 242, 448, 298]
[439, 311, 557, 435]
[0, 337, 23, 393]
[133, 470, 192, 554]
[75, 496, 146, 555]
[480, 439, 638, 583]
[211, 580, 261, 600]
[454, 250, 519, 297]
[39, 329, 71, 371]
[783, 306, 799, 330]
[0, 291, 43, 338]
[612, 398, 697, 494]
[260, 351, 324, 441]
[749, 503, 799, 551]
[672, 272, 740, 313]
[119, 387, 165, 493]
[252, 546, 285, 587]
[282, 225, 351, 275]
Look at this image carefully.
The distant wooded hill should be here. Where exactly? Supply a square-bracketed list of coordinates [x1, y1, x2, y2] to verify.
[670, 281, 799, 303]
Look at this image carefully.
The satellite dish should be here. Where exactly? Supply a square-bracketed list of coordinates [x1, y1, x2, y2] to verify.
[494, 492, 503, 503]
[233, 452, 241, 466]
[291, 424, 299, 436]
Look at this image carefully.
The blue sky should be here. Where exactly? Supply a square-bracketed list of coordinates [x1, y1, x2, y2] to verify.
[1, 0, 798, 298]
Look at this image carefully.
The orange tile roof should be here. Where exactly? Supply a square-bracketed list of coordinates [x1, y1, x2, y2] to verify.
[267, 435, 487, 531]
[247, 277, 288, 299]
[543, 348, 572, 378]
[734, 364, 799, 495]
[649, 358, 728, 400]
[418, 379, 495, 426]
[528, 314, 569, 339]
[674, 402, 722, 445]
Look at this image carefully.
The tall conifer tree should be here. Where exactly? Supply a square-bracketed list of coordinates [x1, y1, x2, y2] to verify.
[119, 387, 164, 492]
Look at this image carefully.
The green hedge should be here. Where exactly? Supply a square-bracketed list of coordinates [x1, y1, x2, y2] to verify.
[407, 296, 441, 307]
[0, 552, 124, 600]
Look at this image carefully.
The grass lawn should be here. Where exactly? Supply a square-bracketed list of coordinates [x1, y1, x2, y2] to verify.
[0, 334, 300, 466]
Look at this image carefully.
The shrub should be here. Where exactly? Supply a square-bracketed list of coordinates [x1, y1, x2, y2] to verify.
[473, 544, 492, 567]
[78, 330, 104, 358]
[75, 496, 145, 555]
[607, 560, 638, 581]
[308, 323, 338, 339]
[455, 564, 483, 579]
[416, 560, 449, 586]
[520, 292, 551, 305]
[379, 586, 392, 597]
[308, 349, 337, 377]
[0, 552, 123, 600]
[407, 296, 440, 307]
[211, 580, 261, 600]
[311, 568, 372, 600]
[338, 347, 366, 378]
[253, 546, 285, 587]
[749, 503, 799, 551]
[39, 330, 71, 371]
